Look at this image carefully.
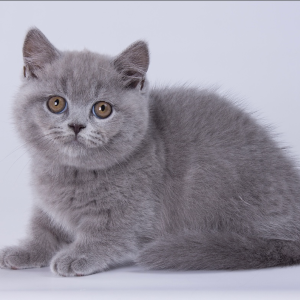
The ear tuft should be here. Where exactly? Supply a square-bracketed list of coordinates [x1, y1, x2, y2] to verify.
[23, 27, 60, 78]
[113, 41, 149, 89]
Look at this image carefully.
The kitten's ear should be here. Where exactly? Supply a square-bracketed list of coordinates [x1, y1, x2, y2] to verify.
[23, 28, 60, 78]
[113, 41, 149, 89]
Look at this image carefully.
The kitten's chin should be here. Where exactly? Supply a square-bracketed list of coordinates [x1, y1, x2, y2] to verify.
[62, 140, 89, 158]
[58, 150, 112, 170]
[58, 141, 111, 170]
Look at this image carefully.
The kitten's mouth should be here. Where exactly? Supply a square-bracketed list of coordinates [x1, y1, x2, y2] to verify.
[62, 135, 85, 147]
[70, 137, 84, 145]
[59, 134, 102, 150]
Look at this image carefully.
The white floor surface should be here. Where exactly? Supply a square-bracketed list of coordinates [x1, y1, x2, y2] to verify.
[1, 263, 300, 299]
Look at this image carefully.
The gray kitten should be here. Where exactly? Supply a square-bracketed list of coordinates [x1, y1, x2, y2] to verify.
[1, 28, 300, 277]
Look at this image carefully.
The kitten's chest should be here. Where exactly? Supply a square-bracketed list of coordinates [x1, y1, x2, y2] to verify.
[34, 167, 131, 231]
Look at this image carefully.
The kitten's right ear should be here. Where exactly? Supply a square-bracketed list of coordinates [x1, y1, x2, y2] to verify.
[23, 28, 60, 78]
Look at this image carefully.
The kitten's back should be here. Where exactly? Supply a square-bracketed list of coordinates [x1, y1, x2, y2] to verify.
[149, 86, 300, 238]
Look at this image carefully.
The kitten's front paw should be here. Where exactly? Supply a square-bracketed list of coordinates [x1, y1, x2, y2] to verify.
[0, 246, 48, 270]
[50, 249, 108, 277]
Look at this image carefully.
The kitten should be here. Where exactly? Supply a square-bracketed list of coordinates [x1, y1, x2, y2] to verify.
[1, 27, 300, 277]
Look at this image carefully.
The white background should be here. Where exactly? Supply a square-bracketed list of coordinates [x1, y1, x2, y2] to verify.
[0, 1, 300, 299]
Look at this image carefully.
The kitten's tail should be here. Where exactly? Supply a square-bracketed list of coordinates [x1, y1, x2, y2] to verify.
[137, 231, 300, 270]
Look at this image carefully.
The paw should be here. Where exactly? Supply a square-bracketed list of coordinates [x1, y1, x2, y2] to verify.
[0, 246, 48, 270]
[50, 249, 108, 277]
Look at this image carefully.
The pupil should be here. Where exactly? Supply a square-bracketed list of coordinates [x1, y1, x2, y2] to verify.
[54, 100, 59, 106]
[101, 105, 105, 111]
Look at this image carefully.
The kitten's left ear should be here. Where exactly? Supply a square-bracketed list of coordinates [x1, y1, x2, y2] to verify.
[113, 41, 149, 90]
[23, 27, 60, 78]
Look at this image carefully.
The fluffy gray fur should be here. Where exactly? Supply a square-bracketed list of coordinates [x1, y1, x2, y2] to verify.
[1, 28, 300, 276]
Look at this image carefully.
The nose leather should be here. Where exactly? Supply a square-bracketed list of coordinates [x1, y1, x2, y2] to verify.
[68, 123, 86, 135]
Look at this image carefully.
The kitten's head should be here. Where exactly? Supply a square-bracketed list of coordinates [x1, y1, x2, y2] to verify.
[14, 28, 150, 169]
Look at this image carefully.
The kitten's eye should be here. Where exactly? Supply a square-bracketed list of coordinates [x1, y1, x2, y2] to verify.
[47, 96, 67, 114]
[92, 101, 112, 119]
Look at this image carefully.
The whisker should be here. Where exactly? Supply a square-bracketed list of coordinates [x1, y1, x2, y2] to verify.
[53, 135, 72, 140]
[87, 139, 98, 146]
[86, 135, 104, 143]
[0, 132, 56, 163]
[2, 131, 64, 181]
[12, 142, 56, 183]
[14, 158, 31, 182]
[49, 126, 63, 130]
[3, 136, 52, 177]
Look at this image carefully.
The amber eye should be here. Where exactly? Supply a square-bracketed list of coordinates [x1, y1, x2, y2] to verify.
[47, 96, 67, 114]
[92, 101, 112, 119]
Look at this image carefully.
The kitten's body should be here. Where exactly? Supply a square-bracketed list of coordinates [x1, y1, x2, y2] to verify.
[1, 29, 300, 276]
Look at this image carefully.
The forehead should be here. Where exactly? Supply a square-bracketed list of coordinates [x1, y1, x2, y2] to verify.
[44, 51, 119, 103]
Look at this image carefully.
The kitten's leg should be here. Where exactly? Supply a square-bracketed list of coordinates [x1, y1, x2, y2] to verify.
[50, 207, 139, 277]
[50, 233, 136, 277]
[0, 207, 71, 270]
[50, 238, 136, 277]
[137, 231, 300, 270]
